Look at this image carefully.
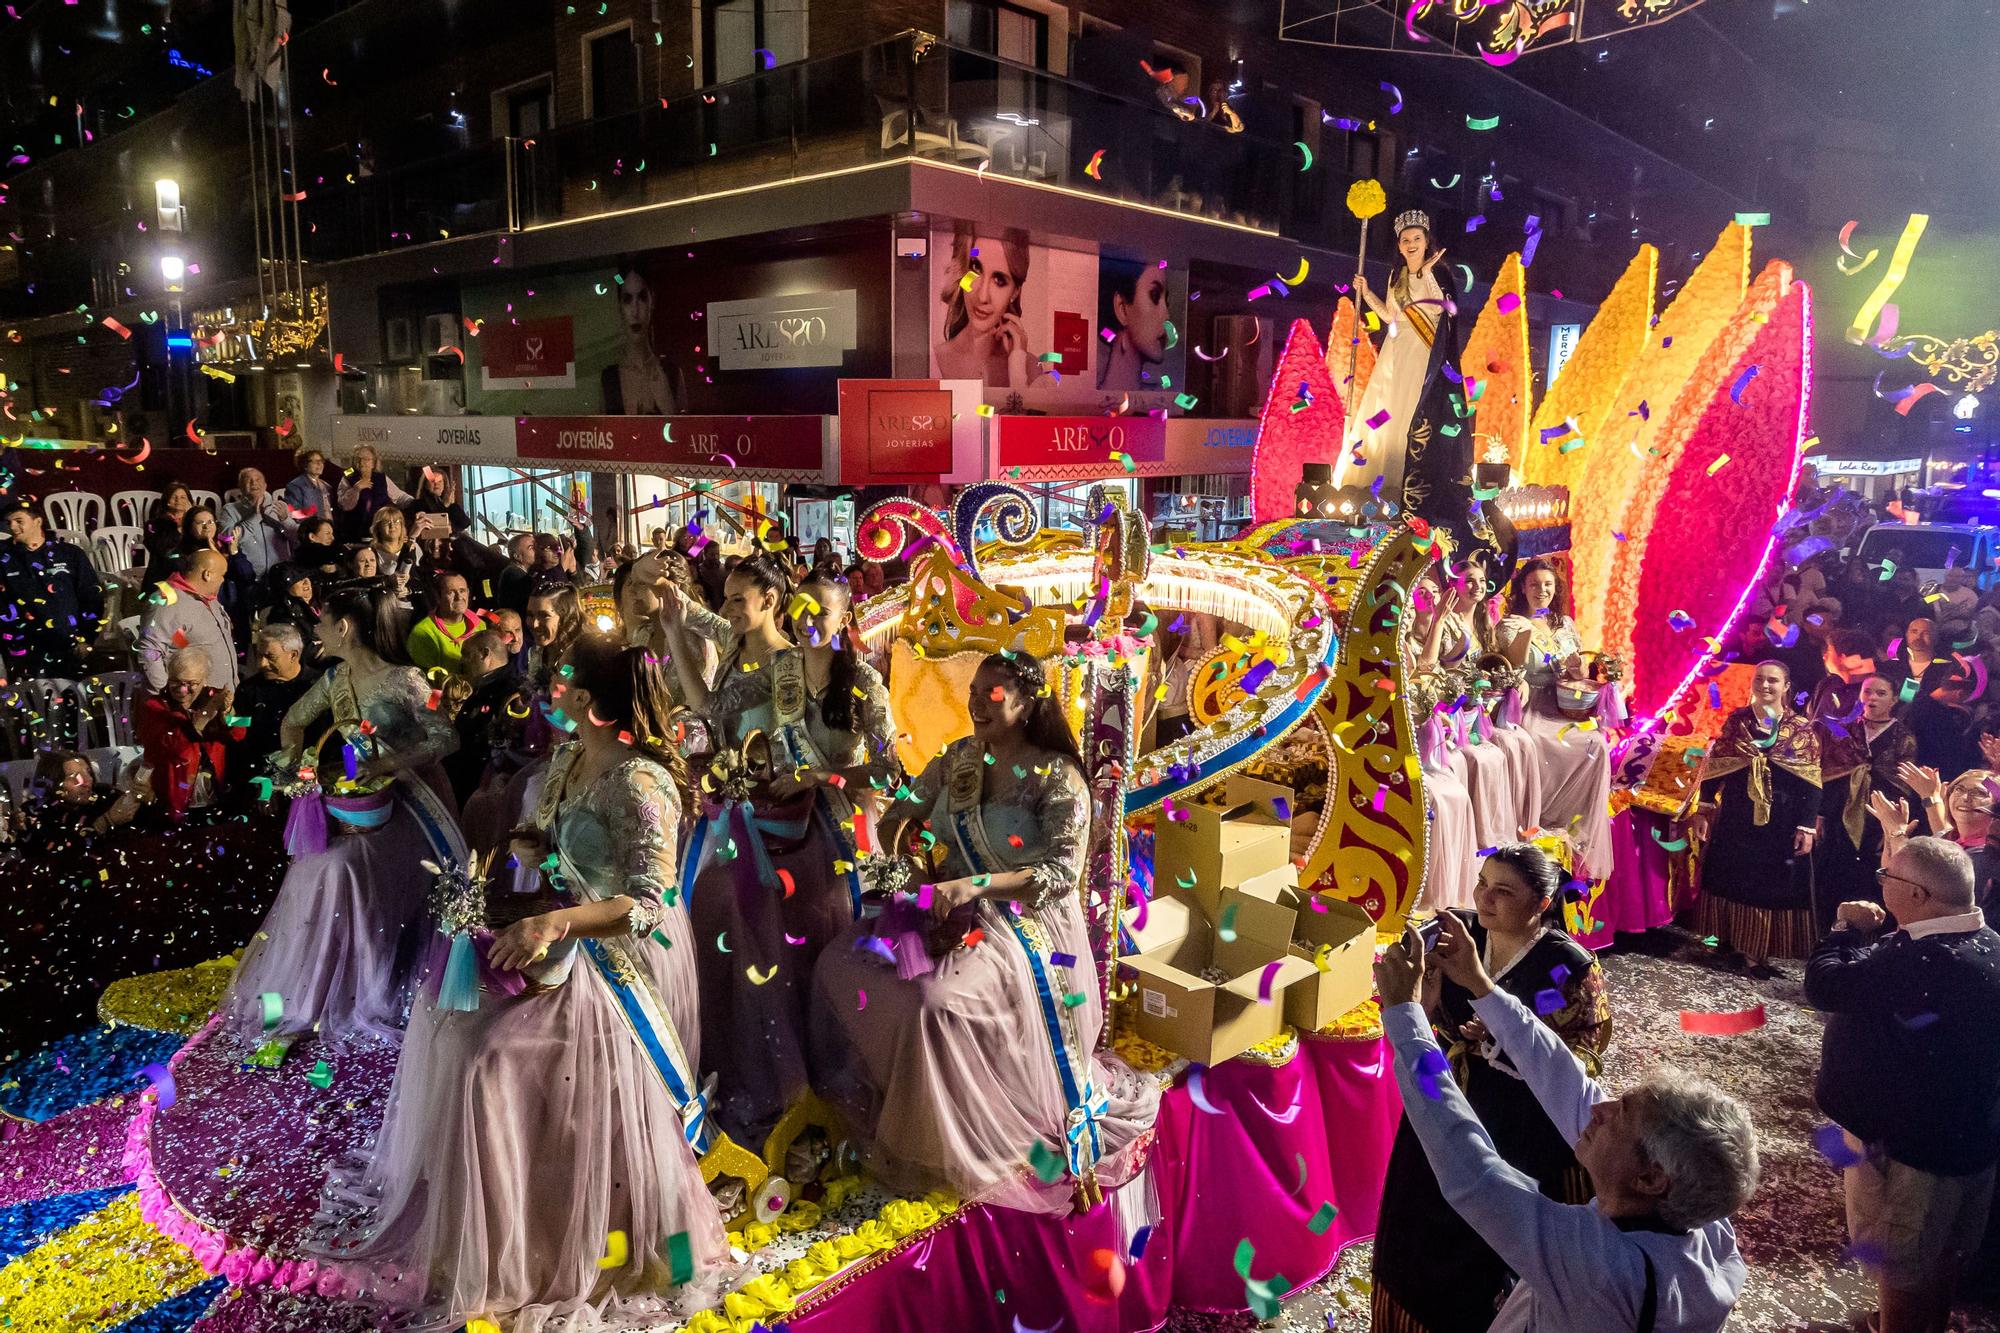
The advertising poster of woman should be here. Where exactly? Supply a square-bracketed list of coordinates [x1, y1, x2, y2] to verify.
[931, 223, 1046, 390]
[601, 262, 684, 415]
[1095, 255, 1185, 393]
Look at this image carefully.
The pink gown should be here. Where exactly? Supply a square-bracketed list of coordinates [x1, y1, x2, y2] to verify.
[812, 738, 1160, 1213]
[1501, 615, 1614, 874]
[306, 743, 726, 1331]
[225, 663, 465, 1044]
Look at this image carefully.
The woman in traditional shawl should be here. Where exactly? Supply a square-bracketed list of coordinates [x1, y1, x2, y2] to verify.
[1812, 673, 1914, 924]
[1690, 660, 1823, 967]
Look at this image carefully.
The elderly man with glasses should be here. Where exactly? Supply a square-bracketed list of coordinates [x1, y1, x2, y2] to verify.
[1808, 836, 2000, 1333]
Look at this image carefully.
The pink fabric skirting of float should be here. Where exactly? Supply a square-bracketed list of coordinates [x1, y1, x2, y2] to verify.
[786, 1032, 1401, 1331]
[1567, 807, 1696, 952]
[130, 1013, 1400, 1329]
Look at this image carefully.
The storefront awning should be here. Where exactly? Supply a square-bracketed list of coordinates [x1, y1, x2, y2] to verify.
[990, 416, 1257, 483]
[331, 413, 835, 482]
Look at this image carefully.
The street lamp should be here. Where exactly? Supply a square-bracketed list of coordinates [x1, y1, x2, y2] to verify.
[154, 179, 184, 233]
[159, 254, 186, 293]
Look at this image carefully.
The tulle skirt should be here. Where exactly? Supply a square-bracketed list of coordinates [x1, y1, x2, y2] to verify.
[1459, 739, 1521, 851]
[227, 790, 446, 1044]
[1488, 724, 1546, 845]
[811, 893, 1160, 1215]
[687, 792, 859, 1147]
[1422, 753, 1479, 912]
[1520, 697, 1613, 875]
[305, 927, 727, 1332]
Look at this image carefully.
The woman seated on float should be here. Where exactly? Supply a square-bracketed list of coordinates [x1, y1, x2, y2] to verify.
[812, 650, 1159, 1214]
[1495, 558, 1615, 875]
[226, 582, 464, 1049]
[304, 635, 726, 1332]
[658, 554, 896, 1169]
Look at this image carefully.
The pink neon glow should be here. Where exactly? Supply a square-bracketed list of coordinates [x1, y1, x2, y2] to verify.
[1629, 279, 1814, 740]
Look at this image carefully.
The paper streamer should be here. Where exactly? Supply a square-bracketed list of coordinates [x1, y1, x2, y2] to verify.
[1846, 213, 1928, 345]
[1678, 1005, 1767, 1036]
[139, 1062, 176, 1110]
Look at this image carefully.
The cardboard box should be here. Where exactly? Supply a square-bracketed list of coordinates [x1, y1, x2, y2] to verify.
[1155, 776, 1294, 912]
[1282, 890, 1378, 1033]
[1124, 871, 1319, 1066]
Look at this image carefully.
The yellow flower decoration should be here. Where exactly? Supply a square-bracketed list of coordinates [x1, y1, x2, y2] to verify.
[832, 1232, 875, 1264]
[804, 1239, 843, 1273]
[921, 1190, 960, 1214]
[681, 1311, 733, 1333]
[741, 1275, 797, 1313]
[0, 1193, 209, 1332]
[819, 1174, 864, 1210]
[878, 1199, 941, 1238]
[850, 1219, 897, 1253]
[784, 1257, 830, 1291]
[774, 1200, 822, 1233]
[1346, 179, 1387, 220]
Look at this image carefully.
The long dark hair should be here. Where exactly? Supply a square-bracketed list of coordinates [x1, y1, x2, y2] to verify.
[527, 582, 584, 662]
[1505, 557, 1574, 630]
[980, 651, 1084, 771]
[563, 631, 690, 803]
[322, 581, 413, 666]
[1482, 841, 1565, 927]
[799, 572, 860, 732]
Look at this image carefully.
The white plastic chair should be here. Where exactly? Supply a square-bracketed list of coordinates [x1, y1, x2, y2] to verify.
[16, 677, 88, 751]
[111, 490, 158, 528]
[42, 491, 104, 534]
[189, 489, 223, 514]
[50, 528, 87, 550]
[92, 525, 147, 575]
[223, 488, 245, 507]
[85, 672, 143, 749]
[86, 744, 141, 786]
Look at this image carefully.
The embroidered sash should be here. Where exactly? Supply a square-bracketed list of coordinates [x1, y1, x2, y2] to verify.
[940, 743, 1105, 1181]
[541, 747, 712, 1152]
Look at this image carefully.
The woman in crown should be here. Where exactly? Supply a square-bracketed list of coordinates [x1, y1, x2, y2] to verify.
[1340, 208, 1469, 532]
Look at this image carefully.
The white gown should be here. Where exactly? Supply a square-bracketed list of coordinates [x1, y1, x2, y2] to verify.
[1337, 269, 1444, 499]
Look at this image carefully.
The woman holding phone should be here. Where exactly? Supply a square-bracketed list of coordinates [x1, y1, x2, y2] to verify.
[1370, 844, 1609, 1333]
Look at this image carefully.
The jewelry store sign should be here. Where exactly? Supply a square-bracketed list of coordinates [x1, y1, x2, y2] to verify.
[706, 290, 858, 370]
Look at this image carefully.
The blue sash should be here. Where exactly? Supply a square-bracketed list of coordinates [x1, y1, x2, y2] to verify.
[580, 934, 713, 1153]
[944, 755, 1105, 1180]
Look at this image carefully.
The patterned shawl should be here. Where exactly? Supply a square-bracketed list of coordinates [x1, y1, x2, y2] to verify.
[1696, 706, 1822, 826]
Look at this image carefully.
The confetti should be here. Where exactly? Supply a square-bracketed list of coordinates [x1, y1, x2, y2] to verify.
[1306, 1201, 1339, 1235]
[1847, 212, 1928, 346]
[138, 1062, 175, 1109]
[597, 1229, 629, 1269]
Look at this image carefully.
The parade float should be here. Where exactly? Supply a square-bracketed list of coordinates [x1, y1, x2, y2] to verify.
[5, 218, 1819, 1333]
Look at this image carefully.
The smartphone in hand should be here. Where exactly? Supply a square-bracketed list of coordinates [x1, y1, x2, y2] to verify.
[1416, 915, 1446, 952]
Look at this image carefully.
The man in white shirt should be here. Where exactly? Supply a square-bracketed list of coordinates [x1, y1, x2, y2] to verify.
[1376, 914, 1759, 1331]
[218, 467, 294, 578]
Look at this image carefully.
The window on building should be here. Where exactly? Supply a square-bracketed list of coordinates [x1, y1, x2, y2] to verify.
[705, 0, 809, 84]
[948, 0, 1049, 67]
[506, 79, 553, 138]
[586, 26, 639, 119]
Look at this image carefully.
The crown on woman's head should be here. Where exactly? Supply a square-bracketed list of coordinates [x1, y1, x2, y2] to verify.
[1392, 209, 1431, 234]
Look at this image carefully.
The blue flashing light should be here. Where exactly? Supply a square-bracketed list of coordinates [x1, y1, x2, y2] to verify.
[165, 333, 194, 351]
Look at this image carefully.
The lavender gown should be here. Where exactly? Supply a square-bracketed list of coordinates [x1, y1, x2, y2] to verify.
[306, 743, 727, 1331]
[813, 738, 1161, 1214]
[227, 663, 465, 1043]
[1502, 614, 1614, 873]
[685, 637, 893, 1147]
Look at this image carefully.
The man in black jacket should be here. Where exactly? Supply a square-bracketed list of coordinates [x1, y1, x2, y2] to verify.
[0, 500, 104, 684]
[1807, 835, 2000, 1333]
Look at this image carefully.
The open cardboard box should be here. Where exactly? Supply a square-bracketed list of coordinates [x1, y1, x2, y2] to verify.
[1154, 775, 1295, 914]
[1124, 864, 1320, 1066]
[1270, 874, 1378, 1032]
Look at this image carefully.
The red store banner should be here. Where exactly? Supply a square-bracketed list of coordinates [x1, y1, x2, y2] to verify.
[991, 415, 1168, 480]
[479, 316, 577, 390]
[835, 379, 983, 485]
[514, 415, 830, 479]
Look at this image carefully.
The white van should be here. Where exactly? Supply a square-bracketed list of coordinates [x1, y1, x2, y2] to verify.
[1852, 523, 2000, 591]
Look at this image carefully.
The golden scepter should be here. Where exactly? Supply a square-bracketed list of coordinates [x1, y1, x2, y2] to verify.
[1342, 179, 1388, 458]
